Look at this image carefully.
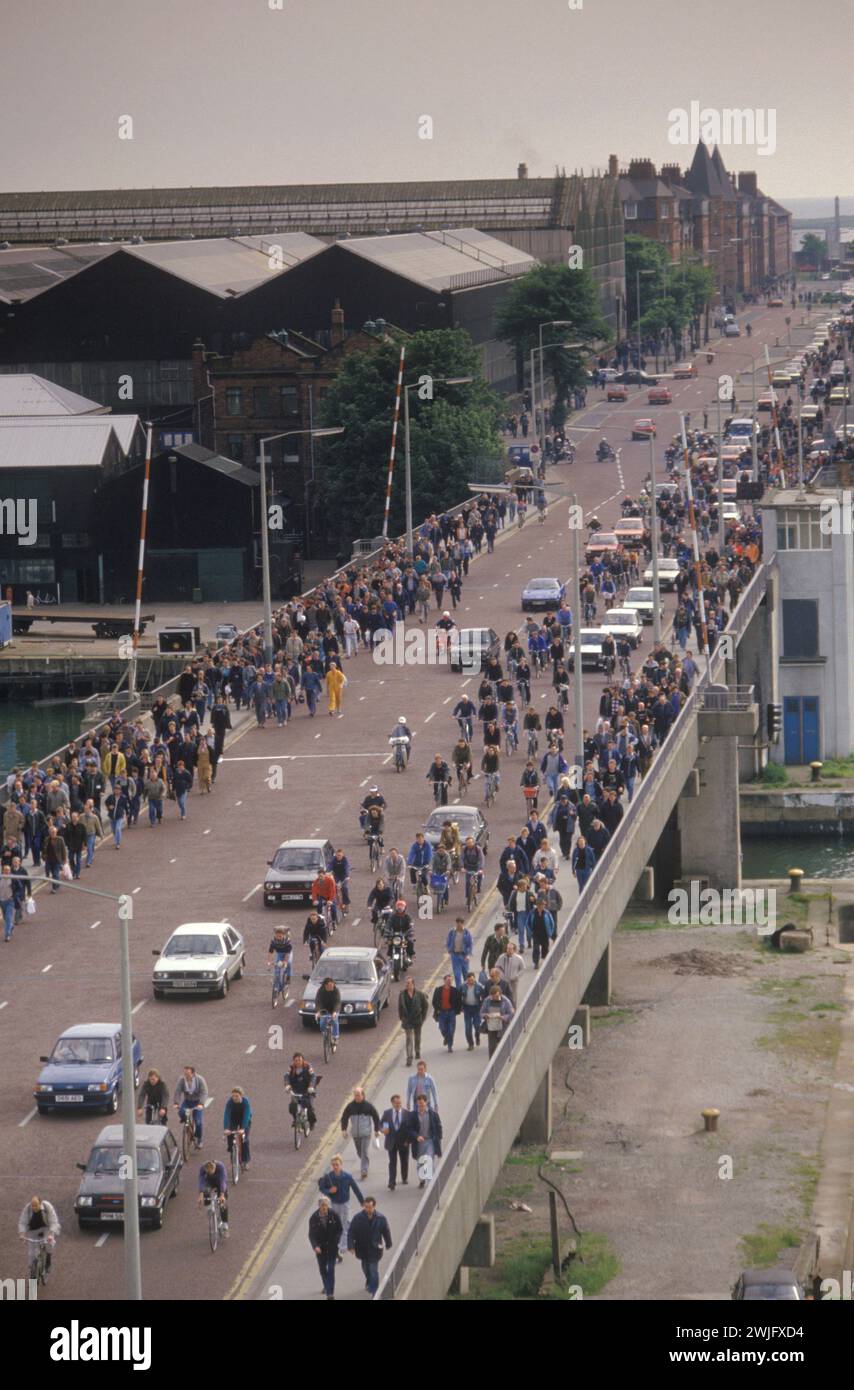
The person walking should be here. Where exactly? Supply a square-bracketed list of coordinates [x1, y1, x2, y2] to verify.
[405, 1059, 439, 1112]
[380, 1095, 411, 1190]
[0, 864, 15, 942]
[172, 760, 193, 820]
[43, 825, 68, 892]
[309, 1197, 343, 1300]
[446, 917, 473, 988]
[461, 972, 485, 1049]
[398, 975, 429, 1066]
[340, 1087, 382, 1180]
[318, 1156, 363, 1258]
[431, 973, 462, 1053]
[572, 835, 596, 892]
[480, 921, 508, 973]
[326, 662, 346, 718]
[195, 737, 213, 794]
[480, 985, 515, 1058]
[497, 939, 525, 1005]
[529, 897, 556, 969]
[347, 1197, 392, 1297]
[406, 1095, 443, 1189]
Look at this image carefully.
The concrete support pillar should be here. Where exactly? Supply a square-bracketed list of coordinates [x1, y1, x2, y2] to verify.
[570, 1004, 591, 1047]
[582, 942, 611, 1007]
[450, 1266, 470, 1294]
[518, 1068, 553, 1145]
[678, 736, 741, 889]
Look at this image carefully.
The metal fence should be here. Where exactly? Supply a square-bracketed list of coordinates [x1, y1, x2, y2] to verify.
[375, 561, 769, 1298]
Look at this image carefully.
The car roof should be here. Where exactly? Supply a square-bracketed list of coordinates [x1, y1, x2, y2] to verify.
[57, 1023, 120, 1038]
[275, 839, 330, 850]
[171, 922, 232, 933]
[94, 1124, 169, 1146]
[428, 803, 479, 818]
[318, 946, 377, 960]
[740, 1267, 801, 1286]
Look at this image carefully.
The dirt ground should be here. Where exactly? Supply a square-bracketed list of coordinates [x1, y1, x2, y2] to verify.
[472, 916, 848, 1301]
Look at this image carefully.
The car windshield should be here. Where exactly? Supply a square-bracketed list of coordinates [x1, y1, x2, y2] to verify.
[528, 580, 557, 590]
[606, 612, 634, 623]
[312, 959, 376, 985]
[88, 1146, 161, 1175]
[51, 1037, 114, 1064]
[579, 630, 601, 642]
[426, 810, 476, 833]
[742, 1284, 800, 1300]
[591, 534, 617, 546]
[163, 934, 222, 957]
[626, 590, 652, 602]
[272, 848, 322, 871]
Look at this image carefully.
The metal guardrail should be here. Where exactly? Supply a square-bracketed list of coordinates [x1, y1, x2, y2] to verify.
[375, 559, 770, 1299]
[699, 684, 756, 712]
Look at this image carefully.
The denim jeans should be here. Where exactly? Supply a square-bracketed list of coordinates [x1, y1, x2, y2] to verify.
[179, 1100, 204, 1142]
[86, 832, 97, 865]
[306, 688, 318, 716]
[437, 1008, 457, 1049]
[69, 848, 82, 879]
[176, 791, 188, 819]
[111, 816, 125, 847]
[463, 1004, 481, 1046]
[576, 869, 592, 892]
[148, 800, 163, 826]
[330, 1200, 350, 1253]
[30, 834, 42, 866]
[2, 899, 13, 940]
[361, 1259, 380, 1295]
[275, 698, 288, 726]
[516, 910, 530, 950]
[46, 862, 61, 892]
[449, 953, 469, 988]
[316, 1253, 337, 1297]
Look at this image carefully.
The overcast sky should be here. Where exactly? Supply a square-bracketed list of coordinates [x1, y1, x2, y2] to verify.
[4, 0, 851, 200]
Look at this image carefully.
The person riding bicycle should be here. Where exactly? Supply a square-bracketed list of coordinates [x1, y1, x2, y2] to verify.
[198, 1159, 229, 1234]
[596, 437, 613, 460]
[383, 900, 416, 961]
[173, 1066, 208, 1149]
[223, 1086, 252, 1169]
[363, 804, 385, 843]
[481, 741, 500, 779]
[384, 847, 406, 896]
[267, 926, 293, 1002]
[426, 753, 451, 805]
[600, 633, 616, 674]
[438, 819, 462, 866]
[388, 715, 412, 763]
[501, 700, 519, 748]
[311, 868, 338, 926]
[285, 1053, 317, 1131]
[451, 736, 473, 784]
[359, 786, 386, 832]
[18, 1196, 60, 1272]
[303, 908, 329, 963]
[136, 1067, 169, 1124]
[515, 657, 532, 704]
[430, 844, 452, 908]
[367, 876, 393, 926]
[407, 833, 433, 891]
[315, 977, 342, 1046]
[616, 636, 632, 678]
[461, 836, 484, 894]
[452, 696, 477, 739]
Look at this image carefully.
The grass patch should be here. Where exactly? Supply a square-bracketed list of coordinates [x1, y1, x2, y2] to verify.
[495, 1181, 534, 1200]
[619, 917, 684, 931]
[739, 1223, 800, 1268]
[505, 1147, 549, 1168]
[794, 1159, 821, 1219]
[810, 1001, 844, 1012]
[816, 755, 854, 778]
[593, 1008, 634, 1026]
[462, 1232, 620, 1301]
[759, 763, 789, 786]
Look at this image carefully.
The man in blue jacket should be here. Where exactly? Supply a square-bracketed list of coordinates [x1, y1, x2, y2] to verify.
[347, 1197, 392, 1296]
[446, 917, 473, 987]
[318, 1155, 364, 1257]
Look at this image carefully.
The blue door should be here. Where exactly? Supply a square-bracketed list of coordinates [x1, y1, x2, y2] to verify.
[783, 697, 820, 763]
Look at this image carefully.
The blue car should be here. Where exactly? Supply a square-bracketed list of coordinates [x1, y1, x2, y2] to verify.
[34, 1023, 143, 1115]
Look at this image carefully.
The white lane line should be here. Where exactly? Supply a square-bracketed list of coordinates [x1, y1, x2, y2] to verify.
[285, 998, 295, 1008]
[225, 752, 387, 761]
[89, 920, 101, 930]
[204, 1096, 214, 1109]
[235, 800, 243, 807]
[95, 1233, 110, 1248]
[315, 733, 321, 739]
[245, 1044, 257, 1055]
[41, 963, 53, 974]
[169, 858, 177, 864]
[312, 827, 320, 834]
[443, 696, 453, 704]
[382, 754, 392, 765]
[132, 886, 142, 894]
[242, 884, 261, 903]
[424, 712, 435, 724]
[203, 829, 211, 836]
[18, 1108, 37, 1128]
[461, 678, 471, 688]
[351, 918, 361, 928]
[0, 1001, 7, 1010]
[131, 1001, 145, 1015]
[359, 695, 366, 701]
[359, 776, 371, 787]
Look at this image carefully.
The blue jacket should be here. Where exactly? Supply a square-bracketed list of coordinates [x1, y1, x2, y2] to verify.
[407, 840, 433, 868]
[446, 926, 473, 957]
[223, 1095, 252, 1130]
[318, 1168, 364, 1205]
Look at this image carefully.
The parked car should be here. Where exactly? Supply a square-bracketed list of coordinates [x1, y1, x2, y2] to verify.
[630, 419, 656, 440]
[599, 608, 643, 648]
[566, 629, 607, 672]
[264, 838, 335, 907]
[614, 368, 659, 386]
[449, 626, 500, 674]
[643, 556, 681, 590]
[35, 1023, 142, 1115]
[623, 586, 664, 624]
[423, 804, 489, 855]
[299, 946, 390, 1029]
[75, 1124, 182, 1231]
[607, 384, 629, 402]
[647, 386, 672, 404]
[152, 921, 246, 999]
[521, 577, 566, 611]
[672, 362, 697, 379]
[830, 386, 850, 404]
[731, 1268, 804, 1301]
[215, 623, 239, 643]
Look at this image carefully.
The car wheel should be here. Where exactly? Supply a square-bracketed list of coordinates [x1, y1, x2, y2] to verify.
[170, 1175, 180, 1197]
[301, 1016, 314, 1031]
[77, 1218, 90, 1232]
[369, 1010, 380, 1028]
[218, 973, 229, 999]
[151, 1208, 164, 1230]
[107, 1088, 119, 1114]
[236, 954, 245, 980]
[153, 988, 164, 1001]
[37, 1104, 49, 1116]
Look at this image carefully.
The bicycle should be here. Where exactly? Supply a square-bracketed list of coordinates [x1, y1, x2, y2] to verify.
[504, 724, 519, 757]
[526, 728, 539, 759]
[271, 958, 291, 1007]
[456, 762, 471, 795]
[431, 872, 449, 914]
[454, 714, 474, 742]
[366, 832, 383, 874]
[26, 1233, 53, 1286]
[484, 771, 499, 807]
[373, 906, 392, 950]
[308, 934, 323, 969]
[431, 778, 449, 807]
[204, 1189, 225, 1252]
[225, 1127, 244, 1184]
[180, 1105, 203, 1162]
[465, 868, 482, 912]
[557, 684, 569, 713]
[389, 735, 409, 773]
[312, 896, 335, 936]
[143, 1103, 168, 1125]
[318, 1011, 339, 1063]
[286, 1082, 319, 1150]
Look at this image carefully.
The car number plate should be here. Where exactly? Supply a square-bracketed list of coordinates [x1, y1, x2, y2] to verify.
[100, 1212, 124, 1221]
[55, 1094, 84, 1102]
[172, 981, 196, 988]
[282, 893, 303, 900]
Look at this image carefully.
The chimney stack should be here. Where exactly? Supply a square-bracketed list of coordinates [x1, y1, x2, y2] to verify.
[660, 163, 682, 185]
[608, 154, 619, 179]
[517, 162, 528, 180]
[330, 298, 345, 347]
[737, 172, 758, 196]
[627, 158, 655, 181]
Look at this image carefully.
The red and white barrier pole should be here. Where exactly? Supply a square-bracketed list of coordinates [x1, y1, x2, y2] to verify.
[382, 345, 406, 539]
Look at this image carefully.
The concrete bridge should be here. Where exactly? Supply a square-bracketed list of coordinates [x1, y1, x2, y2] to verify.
[376, 563, 773, 1299]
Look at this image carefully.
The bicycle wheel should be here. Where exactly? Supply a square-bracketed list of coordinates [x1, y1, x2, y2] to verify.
[322, 1026, 332, 1065]
[370, 840, 380, 873]
[294, 1112, 303, 1150]
[272, 976, 280, 1008]
[230, 1135, 240, 1185]
[182, 1119, 194, 1163]
[208, 1203, 220, 1252]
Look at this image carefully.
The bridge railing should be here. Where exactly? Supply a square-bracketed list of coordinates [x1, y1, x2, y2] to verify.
[376, 558, 769, 1299]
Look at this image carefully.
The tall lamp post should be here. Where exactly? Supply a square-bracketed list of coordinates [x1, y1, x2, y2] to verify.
[534, 320, 571, 455]
[403, 377, 472, 557]
[258, 426, 344, 663]
[635, 269, 655, 370]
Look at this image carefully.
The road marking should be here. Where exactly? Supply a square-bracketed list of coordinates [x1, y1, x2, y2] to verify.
[359, 695, 366, 701]
[285, 998, 295, 1008]
[351, 917, 361, 928]
[227, 752, 387, 762]
[41, 963, 53, 974]
[0, 1001, 6, 1010]
[95, 1233, 110, 1248]
[382, 753, 392, 764]
[315, 733, 321, 739]
[204, 1096, 214, 1108]
[443, 695, 453, 704]
[169, 858, 177, 864]
[131, 1000, 146, 1015]
[133, 886, 142, 893]
[18, 1108, 37, 1127]
[243, 884, 261, 902]
[461, 678, 471, 689]
[235, 800, 243, 807]
[202, 830, 212, 835]
[245, 1044, 257, 1055]
[424, 712, 435, 724]
[89, 920, 101, 930]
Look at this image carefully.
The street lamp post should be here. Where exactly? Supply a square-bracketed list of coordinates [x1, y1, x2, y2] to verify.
[403, 377, 472, 557]
[568, 494, 585, 774]
[648, 436, 661, 645]
[537, 321, 571, 454]
[258, 426, 344, 662]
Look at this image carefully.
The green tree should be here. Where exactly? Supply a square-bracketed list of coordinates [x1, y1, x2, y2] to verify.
[494, 264, 610, 429]
[797, 233, 827, 272]
[317, 329, 503, 546]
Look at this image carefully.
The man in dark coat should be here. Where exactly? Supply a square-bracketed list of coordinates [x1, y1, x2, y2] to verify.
[308, 1197, 343, 1300]
[347, 1197, 392, 1297]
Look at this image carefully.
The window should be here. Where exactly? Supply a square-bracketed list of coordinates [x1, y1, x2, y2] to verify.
[61, 533, 91, 548]
[253, 387, 277, 417]
[624, 202, 638, 220]
[226, 434, 244, 463]
[660, 201, 670, 218]
[225, 387, 243, 417]
[776, 508, 831, 551]
[280, 386, 299, 416]
[782, 599, 819, 658]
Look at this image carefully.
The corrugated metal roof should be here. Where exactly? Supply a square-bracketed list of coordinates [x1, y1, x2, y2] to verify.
[125, 235, 324, 296]
[339, 229, 536, 292]
[0, 419, 116, 469]
[158, 442, 260, 487]
[2, 414, 141, 456]
[0, 245, 116, 303]
[0, 373, 107, 416]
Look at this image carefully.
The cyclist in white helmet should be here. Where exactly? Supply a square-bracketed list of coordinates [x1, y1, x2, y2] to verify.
[389, 715, 413, 764]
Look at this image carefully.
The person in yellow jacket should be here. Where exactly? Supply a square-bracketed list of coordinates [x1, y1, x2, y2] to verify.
[101, 743, 127, 788]
[326, 663, 346, 718]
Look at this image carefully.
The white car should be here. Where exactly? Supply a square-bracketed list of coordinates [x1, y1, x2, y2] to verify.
[152, 922, 246, 1000]
[623, 587, 665, 624]
[643, 556, 681, 591]
[721, 502, 740, 522]
[600, 608, 643, 648]
[724, 322, 741, 337]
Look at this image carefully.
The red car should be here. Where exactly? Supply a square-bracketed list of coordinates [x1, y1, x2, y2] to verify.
[647, 386, 672, 404]
[768, 297, 784, 307]
[631, 419, 656, 440]
[607, 384, 629, 402]
[672, 362, 697, 379]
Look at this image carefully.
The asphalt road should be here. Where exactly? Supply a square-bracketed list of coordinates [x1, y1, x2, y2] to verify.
[0, 298, 814, 1300]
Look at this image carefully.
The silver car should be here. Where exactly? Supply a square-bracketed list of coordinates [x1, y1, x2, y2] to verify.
[152, 921, 246, 999]
[299, 946, 390, 1029]
[623, 587, 665, 625]
[600, 608, 643, 648]
[521, 577, 565, 611]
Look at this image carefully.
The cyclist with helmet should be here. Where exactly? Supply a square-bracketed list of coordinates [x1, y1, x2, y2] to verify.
[388, 715, 412, 764]
[383, 899, 416, 962]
